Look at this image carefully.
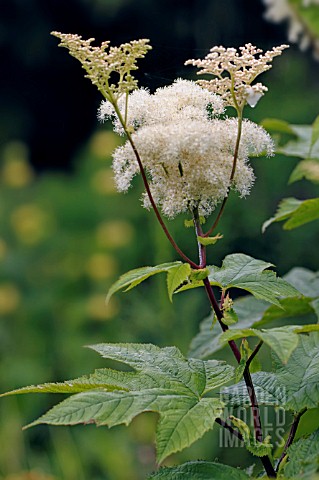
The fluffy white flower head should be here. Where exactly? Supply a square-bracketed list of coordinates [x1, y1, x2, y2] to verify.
[110, 79, 274, 218]
[98, 79, 224, 134]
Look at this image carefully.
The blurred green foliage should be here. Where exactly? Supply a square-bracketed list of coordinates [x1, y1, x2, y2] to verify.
[0, 130, 209, 479]
[0, 120, 318, 478]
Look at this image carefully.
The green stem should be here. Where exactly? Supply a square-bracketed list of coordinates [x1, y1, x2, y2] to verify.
[204, 110, 243, 237]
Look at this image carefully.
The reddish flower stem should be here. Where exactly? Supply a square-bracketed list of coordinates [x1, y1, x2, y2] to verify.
[194, 212, 276, 478]
[275, 408, 307, 473]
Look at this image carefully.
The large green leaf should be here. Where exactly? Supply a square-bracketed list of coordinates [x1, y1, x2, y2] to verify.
[222, 333, 319, 412]
[106, 262, 182, 302]
[284, 429, 319, 479]
[2, 343, 234, 464]
[189, 291, 316, 359]
[263, 197, 319, 231]
[148, 461, 250, 479]
[220, 324, 319, 364]
[179, 254, 299, 306]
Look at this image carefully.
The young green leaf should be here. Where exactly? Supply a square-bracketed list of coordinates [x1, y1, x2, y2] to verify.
[197, 234, 223, 246]
[3, 343, 234, 464]
[148, 461, 250, 479]
[106, 262, 182, 303]
[263, 197, 319, 231]
[235, 340, 251, 383]
[223, 333, 319, 412]
[220, 325, 319, 364]
[284, 429, 319, 479]
[229, 416, 272, 457]
[262, 197, 303, 232]
[223, 308, 238, 326]
[166, 263, 191, 301]
[189, 268, 210, 282]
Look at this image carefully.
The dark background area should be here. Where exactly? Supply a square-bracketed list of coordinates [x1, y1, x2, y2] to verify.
[0, 0, 294, 172]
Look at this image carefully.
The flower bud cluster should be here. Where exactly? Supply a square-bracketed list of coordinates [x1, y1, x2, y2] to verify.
[186, 43, 288, 109]
[51, 32, 151, 98]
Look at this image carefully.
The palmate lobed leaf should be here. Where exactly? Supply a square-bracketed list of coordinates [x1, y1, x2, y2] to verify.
[2, 343, 234, 464]
[189, 266, 319, 360]
[220, 324, 319, 364]
[222, 333, 319, 412]
[179, 254, 299, 306]
[148, 461, 250, 479]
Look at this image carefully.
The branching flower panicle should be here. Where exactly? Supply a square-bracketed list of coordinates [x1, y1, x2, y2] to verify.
[51, 32, 151, 101]
[186, 43, 289, 110]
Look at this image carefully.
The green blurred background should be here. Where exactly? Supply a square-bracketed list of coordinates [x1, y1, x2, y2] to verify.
[0, 1, 319, 479]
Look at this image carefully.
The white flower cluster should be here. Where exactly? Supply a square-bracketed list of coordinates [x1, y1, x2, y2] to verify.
[104, 80, 274, 218]
[263, 0, 319, 59]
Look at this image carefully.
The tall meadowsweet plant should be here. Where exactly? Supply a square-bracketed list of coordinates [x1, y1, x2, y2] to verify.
[2, 33, 319, 479]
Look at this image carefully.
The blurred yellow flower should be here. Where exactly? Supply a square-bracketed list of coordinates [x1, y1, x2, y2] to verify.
[1, 141, 34, 188]
[10, 204, 55, 245]
[89, 130, 120, 158]
[91, 168, 116, 195]
[96, 220, 134, 248]
[86, 253, 118, 280]
[86, 293, 118, 320]
[0, 283, 20, 314]
[4, 471, 56, 480]
[0, 238, 7, 260]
